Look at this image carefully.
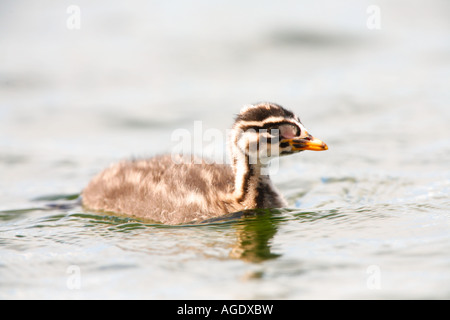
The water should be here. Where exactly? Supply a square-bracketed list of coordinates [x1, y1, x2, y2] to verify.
[1, 0, 450, 299]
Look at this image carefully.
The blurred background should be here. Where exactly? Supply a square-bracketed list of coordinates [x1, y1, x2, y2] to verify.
[0, 0, 449, 299]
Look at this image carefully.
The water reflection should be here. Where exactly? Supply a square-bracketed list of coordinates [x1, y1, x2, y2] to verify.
[0, 195, 332, 264]
[230, 214, 281, 262]
[0, 194, 377, 265]
[72, 206, 286, 263]
[210, 208, 353, 263]
[202, 209, 283, 263]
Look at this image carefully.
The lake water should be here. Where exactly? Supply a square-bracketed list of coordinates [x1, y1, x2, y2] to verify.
[1, 0, 449, 299]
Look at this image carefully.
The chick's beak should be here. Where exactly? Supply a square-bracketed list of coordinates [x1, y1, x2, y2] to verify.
[283, 133, 328, 151]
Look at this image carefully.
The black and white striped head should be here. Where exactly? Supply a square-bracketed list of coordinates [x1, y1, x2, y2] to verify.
[231, 102, 328, 162]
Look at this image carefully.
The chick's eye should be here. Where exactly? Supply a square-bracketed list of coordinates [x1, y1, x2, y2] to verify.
[279, 124, 300, 139]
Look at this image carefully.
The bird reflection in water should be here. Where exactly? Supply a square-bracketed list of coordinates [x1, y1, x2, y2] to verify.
[202, 209, 283, 263]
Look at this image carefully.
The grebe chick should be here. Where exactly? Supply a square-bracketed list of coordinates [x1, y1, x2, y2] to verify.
[82, 102, 328, 225]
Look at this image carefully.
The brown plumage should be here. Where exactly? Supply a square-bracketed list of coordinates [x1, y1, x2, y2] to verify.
[82, 102, 328, 224]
